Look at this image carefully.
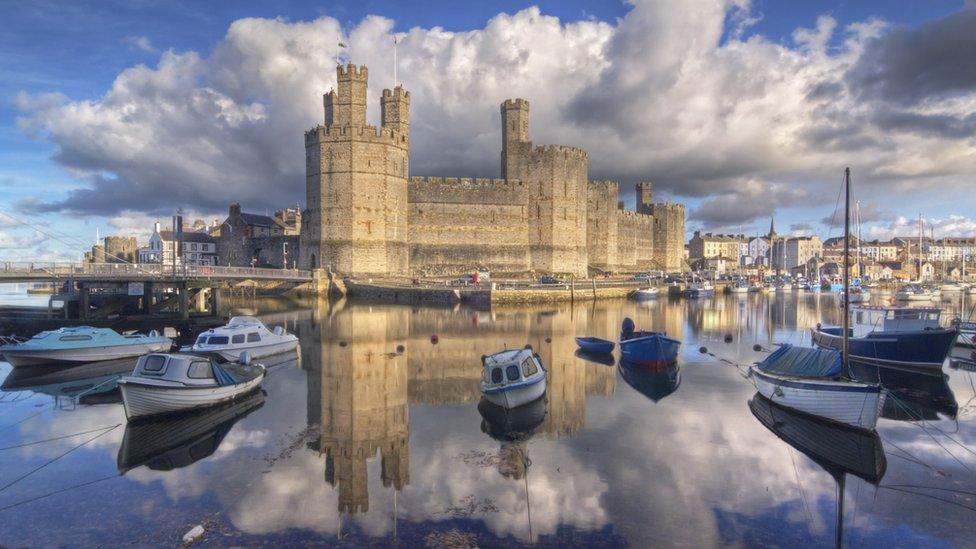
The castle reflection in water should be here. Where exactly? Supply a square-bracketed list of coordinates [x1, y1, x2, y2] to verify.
[291, 298, 644, 515]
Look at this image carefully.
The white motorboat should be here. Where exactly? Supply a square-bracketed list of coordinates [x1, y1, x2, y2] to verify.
[842, 286, 870, 303]
[480, 347, 547, 409]
[189, 316, 298, 360]
[0, 327, 171, 368]
[632, 287, 660, 300]
[118, 352, 265, 420]
[940, 282, 966, 294]
[895, 284, 936, 301]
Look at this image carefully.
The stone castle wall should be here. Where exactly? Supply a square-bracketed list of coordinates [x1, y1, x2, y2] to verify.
[586, 181, 619, 272]
[103, 236, 137, 263]
[650, 202, 686, 272]
[407, 177, 531, 275]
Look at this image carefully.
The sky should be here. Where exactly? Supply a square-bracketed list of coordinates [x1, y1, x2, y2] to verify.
[1, 0, 975, 261]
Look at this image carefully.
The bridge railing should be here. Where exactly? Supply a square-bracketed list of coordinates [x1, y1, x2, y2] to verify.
[0, 261, 311, 281]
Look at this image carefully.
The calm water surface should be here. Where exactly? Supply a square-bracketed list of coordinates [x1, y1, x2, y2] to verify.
[1, 292, 974, 547]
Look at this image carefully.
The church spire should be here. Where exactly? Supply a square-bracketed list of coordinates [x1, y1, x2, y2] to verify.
[768, 217, 777, 239]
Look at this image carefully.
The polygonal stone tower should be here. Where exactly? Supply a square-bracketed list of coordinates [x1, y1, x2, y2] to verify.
[500, 98, 588, 277]
[302, 63, 410, 275]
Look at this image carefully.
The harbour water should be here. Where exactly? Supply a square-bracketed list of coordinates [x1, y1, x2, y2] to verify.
[1, 291, 974, 546]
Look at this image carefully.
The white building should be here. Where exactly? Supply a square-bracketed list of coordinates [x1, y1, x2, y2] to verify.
[746, 237, 770, 267]
[772, 236, 823, 273]
[139, 222, 218, 266]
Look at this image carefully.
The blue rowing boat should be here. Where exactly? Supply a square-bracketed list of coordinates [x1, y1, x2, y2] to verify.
[575, 336, 615, 354]
[618, 318, 681, 366]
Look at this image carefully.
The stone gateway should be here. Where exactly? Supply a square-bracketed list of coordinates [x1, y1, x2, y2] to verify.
[301, 63, 685, 278]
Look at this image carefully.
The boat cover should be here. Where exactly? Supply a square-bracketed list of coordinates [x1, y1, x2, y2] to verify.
[757, 344, 842, 378]
[212, 363, 239, 386]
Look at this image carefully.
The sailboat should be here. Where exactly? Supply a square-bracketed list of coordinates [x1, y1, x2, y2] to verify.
[749, 168, 885, 431]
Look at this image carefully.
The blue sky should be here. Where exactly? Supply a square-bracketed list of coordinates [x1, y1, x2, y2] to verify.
[1, 0, 974, 260]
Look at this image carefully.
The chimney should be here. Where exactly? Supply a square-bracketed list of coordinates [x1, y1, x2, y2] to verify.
[153, 221, 161, 234]
[230, 202, 241, 217]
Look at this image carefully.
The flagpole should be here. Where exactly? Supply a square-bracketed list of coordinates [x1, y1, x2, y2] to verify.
[393, 36, 398, 88]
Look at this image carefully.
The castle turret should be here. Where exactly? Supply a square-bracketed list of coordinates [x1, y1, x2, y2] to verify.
[381, 86, 410, 136]
[501, 98, 530, 179]
[323, 63, 368, 126]
[636, 182, 653, 215]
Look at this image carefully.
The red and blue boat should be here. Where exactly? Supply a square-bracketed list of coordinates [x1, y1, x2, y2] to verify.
[618, 318, 681, 366]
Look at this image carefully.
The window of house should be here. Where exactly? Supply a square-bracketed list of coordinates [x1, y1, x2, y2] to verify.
[232, 334, 245, 344]
[247, 332, 261, 342]
[191, 243, 197, 251]
[187, 361, 214, 379]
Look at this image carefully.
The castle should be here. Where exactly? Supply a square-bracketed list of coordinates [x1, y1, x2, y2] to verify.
[300, 63, 685, 277]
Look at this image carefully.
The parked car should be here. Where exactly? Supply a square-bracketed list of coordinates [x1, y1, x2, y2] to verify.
[538, 275, 562, 285]
[452, 274, 475, 286]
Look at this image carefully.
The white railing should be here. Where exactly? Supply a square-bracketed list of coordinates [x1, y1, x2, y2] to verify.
[0, 261, 311, 281]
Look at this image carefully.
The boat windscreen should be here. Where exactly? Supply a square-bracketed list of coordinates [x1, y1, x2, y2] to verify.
[757, 344, 842, 378]
[212, 363, 239, 386]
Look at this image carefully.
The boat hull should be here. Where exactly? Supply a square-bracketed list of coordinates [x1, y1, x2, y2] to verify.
[575, 337, 615, 354]
[751, 367, 884, 431]
[633, 289, 659, 300]
[895, 292, 936, 301]
[619, 334, 681, 366]
[2, 341, 171, 368]
[682, 289, 714, 298]
[119, 374, 264, 420]
[811, 327, 957, 370]
[482, 376, 546, 409]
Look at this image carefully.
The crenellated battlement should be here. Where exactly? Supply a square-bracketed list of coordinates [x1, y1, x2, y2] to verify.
[588, 180, 619, 191]
[305, 124, 408, 146]
[618, 210, 653, 221]
[409, 176, 524, 188]
[382, 87, 411, 100]
[530, 144, 588, 160]
[337, 63, 368, 80]
[501, 98, 529, 110]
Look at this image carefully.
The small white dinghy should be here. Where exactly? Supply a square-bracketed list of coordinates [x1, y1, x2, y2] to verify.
[632, 287, 660, 300]
[189, 316, 298, 360]
[118, 352, 265, 420]
[0, 327, 171, 368]
[480, 346, 547, 409]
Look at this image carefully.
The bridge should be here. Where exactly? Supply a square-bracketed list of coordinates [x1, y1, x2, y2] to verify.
[0, 261, 313, 283]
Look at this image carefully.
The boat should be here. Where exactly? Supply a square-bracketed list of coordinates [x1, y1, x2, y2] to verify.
[843, 285, 870, 303]
[812, 306, 957, 371]
[618, 359, 681, 403]
[895, 284, 936, 301]
[480, 346, 547, 409]
[188, 316, 298, 360]
[749, 168, 885, 432]
[952, 318, 976, 348]
[632, 287, 660, 300]
[118, 390, 265, 472]
[774, 281, 793, 293]
[117, 352, 266, 420]
[750, 344, 885, 430]
[748, 283, 763, 293]
[574, 336, 614, 354]
[0, 327, 171, 368]
[940, 282, 966, 294]
[729, 280, 750, 294]
[618, 317, 681, 366]
[682, 279, 714, 298]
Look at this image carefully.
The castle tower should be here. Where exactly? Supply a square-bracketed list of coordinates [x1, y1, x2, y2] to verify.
[500, 99, 530, 179]
[500, 98, 588, 277]
[636, 182, 653, 215]
[302, 63, 410, 275]
[650, 202, 686, 272]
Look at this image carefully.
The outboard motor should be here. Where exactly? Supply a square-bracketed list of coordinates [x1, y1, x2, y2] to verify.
[621, 317, 635, 341]
[239, 351, 252, 365]
[273, 326, 285, 336]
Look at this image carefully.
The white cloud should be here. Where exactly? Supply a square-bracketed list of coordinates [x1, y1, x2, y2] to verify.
[122, 35, 156, 53]
[863, 214, 976, 241]
[12, 1, 976, 229]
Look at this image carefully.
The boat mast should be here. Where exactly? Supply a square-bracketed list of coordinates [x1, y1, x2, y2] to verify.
[842, 168, 851, 365]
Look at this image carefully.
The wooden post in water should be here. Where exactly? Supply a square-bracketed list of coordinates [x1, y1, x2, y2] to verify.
[179, 282, 189, 321]
[79, 283, 90, 321]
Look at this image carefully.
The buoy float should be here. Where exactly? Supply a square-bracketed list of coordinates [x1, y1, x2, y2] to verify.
[339, 341, 348, 347]
[430, 334, 439, 344]
[396, 344, 405, 354]
[753, 344, 763, 352]
[724, 333, 733, 343]
[699, 346, 708, 354]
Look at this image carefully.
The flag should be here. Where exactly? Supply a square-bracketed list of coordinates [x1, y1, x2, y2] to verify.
[337, 41, 347, 48]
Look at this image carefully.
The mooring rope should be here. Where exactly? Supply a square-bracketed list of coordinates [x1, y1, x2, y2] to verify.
[0, 423, 120, 494]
